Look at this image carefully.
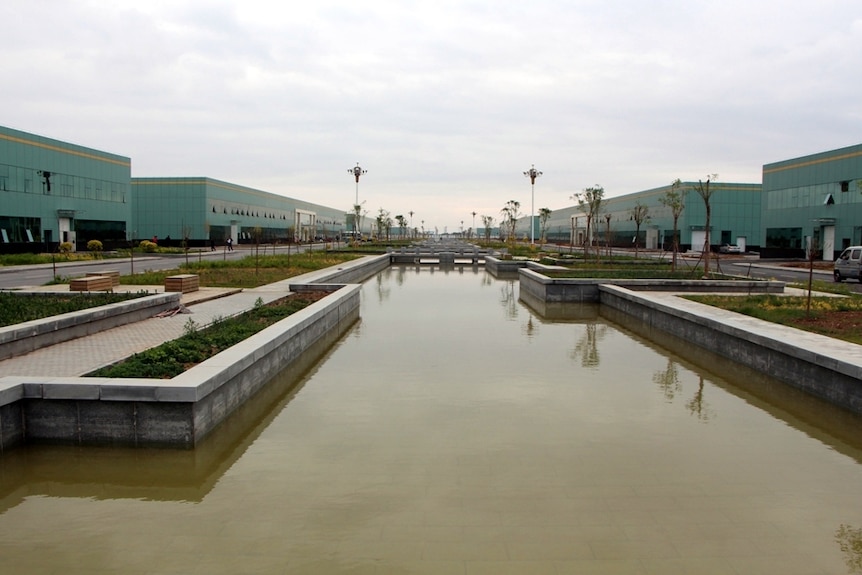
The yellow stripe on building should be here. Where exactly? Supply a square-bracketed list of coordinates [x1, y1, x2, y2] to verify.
[0, 132, 130, 167]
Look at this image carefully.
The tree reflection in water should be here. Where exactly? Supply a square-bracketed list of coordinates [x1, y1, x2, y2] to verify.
[837, 524, 862, 574]
[652, 360, 715, 421]
[499, 279, 518, 320]
[653, 358, 682, 401]
[686, 376, 715, 422]
[571, 322, 607, 368]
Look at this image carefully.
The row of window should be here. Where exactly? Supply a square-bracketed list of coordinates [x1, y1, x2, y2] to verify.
[0, 164, 126, 203]
[766, 183, 860, 210]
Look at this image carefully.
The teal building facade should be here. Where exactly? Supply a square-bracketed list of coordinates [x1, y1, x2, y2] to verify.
[761, 143, 862, 260]
[0, 125, 352, 254]
[0, 125, 131, 251]
[132, 178, 349, 248]
[4, 124, 861, 258]
[542, 181, 762, 253]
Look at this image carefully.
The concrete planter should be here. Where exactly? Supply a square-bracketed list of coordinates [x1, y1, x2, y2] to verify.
[0, 292, 181, 361]
[3, 285, 360, 449]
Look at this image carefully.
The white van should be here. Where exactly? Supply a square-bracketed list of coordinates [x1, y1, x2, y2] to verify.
[834, 246, 862, 282]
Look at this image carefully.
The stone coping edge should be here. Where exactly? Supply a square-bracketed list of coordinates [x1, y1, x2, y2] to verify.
[518, 267, 784, 303]
[0, 254, 388, 449]
[598, 284, 862, 415]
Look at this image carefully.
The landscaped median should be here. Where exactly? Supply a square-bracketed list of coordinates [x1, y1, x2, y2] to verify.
[517, 267, 784, 305]
[0, 254, 391, 452]
[0, 284, 360, 450]
[516, 263, 862, 416]
[0, 291, 180, 361]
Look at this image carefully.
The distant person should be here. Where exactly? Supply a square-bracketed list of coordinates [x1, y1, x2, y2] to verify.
[210, 239, 216, 251]
[226, 237, 233, 251]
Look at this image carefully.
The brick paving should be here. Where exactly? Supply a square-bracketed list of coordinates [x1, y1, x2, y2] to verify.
[0, 283, 294, 377]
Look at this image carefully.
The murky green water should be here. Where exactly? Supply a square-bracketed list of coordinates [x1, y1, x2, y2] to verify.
[2, 266, 862, 574]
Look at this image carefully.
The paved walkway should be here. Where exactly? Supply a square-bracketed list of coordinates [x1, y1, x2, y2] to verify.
[0, 280, 298, 378]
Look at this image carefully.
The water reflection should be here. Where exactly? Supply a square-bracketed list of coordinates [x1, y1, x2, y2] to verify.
[653, 360, 715, 421]
[373, 271, 391, 302]
[571, 322, 607, 368]
[499, 278, 518, 319]
[837, 524, 862, 573]
[686, 375, 715, 421]
[653, 358, 682, 401]
[2, 267, 862, 574]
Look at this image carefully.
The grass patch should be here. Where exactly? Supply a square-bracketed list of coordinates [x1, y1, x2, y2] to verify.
[88, 292, 328, 379]
[0, 292, 146, 327]
[686, 293, 862, 345]
[118, 251, 362, 288]
[544, 269, 734, 280]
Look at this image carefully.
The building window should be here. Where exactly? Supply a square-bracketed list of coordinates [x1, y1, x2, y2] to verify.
[841, 181, 850, 192]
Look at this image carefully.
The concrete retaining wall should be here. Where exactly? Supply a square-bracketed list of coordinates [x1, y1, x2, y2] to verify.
[0, 254, 388, 451]
[3, 285, 360, 449]
[484, 255, 529, 276]
[291, 253, 390, 285]
[598, 285, 862, 415]
[518, 268, 784, 303]
[0, 292, 181, 361]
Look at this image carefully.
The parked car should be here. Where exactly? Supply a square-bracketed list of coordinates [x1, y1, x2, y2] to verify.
[834, 246, 862, 282]
[719, 244, 742, 254]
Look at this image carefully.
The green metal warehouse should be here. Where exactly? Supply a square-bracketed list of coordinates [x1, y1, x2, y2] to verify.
[4, 123, 861, 258]
[0, 125, 350, 253]
[132, 177, 349, 248]
[0, 125, 131, 252]
[761, 143, 862, 260]
[541, 181, 762, 253]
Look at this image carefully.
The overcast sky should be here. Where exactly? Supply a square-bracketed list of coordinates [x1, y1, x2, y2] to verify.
[3, 1, 861, 232]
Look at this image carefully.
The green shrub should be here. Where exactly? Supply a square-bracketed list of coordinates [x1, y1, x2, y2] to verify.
[139, 240, 157, 253]
[87, 240, 103, 257]
[59, 242, 73, 255]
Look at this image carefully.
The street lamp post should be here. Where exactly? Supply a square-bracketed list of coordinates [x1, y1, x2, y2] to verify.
[523, 164, 542, 245]
[348, 163, 367, 235]
[471, 211, 477, 239]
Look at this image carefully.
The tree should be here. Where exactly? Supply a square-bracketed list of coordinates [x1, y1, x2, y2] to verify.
[481, 215, 495, 242]
[694, 174, 719, 276]
[572, 186, 604, 259]
[500, 200, 521, 244]
[375, 208, 392, 241]
[629, 201, 650, 258]
[538, 207, 552, 245]
[604, 212, 612, 257]
[659, 179, 685, 271]
[395, 214, 408, 239]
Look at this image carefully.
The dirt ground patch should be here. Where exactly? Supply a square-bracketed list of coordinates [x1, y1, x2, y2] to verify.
[792, 310, 862, 340]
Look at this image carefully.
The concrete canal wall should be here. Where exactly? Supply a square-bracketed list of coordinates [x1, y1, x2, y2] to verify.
[517, 267, 862, 415]
[0, 255, 388, 451]
[598, 285, 862, 415]
[518, 268, 785, 303]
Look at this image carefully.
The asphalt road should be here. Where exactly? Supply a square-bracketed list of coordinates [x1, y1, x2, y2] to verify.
[3, 245, 858, 294]
[0, 243, 331, 290]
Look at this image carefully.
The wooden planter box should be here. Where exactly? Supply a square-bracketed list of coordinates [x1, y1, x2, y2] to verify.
[70, 276, 114, 292]
[86, 270, 120, 287]
[165, 274, 200, 293]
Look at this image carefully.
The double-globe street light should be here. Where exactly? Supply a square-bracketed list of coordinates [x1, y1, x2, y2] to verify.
[348, 163, 367, 236]
[523, 164, 542, 245]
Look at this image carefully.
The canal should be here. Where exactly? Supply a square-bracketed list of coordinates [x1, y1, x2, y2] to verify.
[1, 265, 861, 574]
